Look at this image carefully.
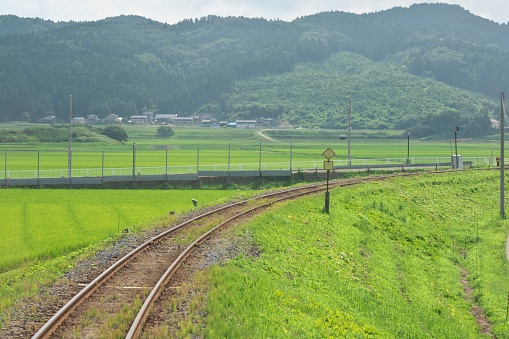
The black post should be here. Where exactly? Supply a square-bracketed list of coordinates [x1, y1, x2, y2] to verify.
[453, 127, 459, 169]
[102, 151, 104, 182]
[132, 142, 136, 180]
[4, 150, 6, 187]
[37, 151, 40, 187]
[165, 146, 168, 183]
[406, 132, 411, 164]
[325, 170, 330, 213]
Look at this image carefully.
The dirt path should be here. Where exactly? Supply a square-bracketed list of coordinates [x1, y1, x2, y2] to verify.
[257, 130, 279, 142]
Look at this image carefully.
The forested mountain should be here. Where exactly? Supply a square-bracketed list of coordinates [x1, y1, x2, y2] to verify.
[0, 3, 508, 138]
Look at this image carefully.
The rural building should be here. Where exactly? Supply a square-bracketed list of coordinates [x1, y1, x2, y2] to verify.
[129, 115, 148, 124]
[143, 112, 154, 123]
[154, 114, 177, 124]
[38, 115, 56, 124]
[201, 119, 212, 127]
[259, 117, 275, 126]
[236, 120, 257, 128]
[72, 117, 86, 125]
[103, 114, 122, 124]
[174, 117, 194, 125]
[87, 115, 100, 124]
[491, 118, 500, 129]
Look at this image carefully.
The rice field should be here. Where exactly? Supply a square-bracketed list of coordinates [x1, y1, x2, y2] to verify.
[0, 189, 244, 272]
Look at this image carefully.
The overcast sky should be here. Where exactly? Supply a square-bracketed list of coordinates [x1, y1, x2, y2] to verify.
[1, 1, 508, 25]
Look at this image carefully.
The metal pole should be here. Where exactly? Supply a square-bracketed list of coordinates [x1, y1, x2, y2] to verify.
[325, 170, 330, 213]
[68, 95, 72, 179]
[501, 92, 505, 218]
[290, 142, 293, 171]
[407, 132, 410, 164]
[4, 151, 7, 186]
[132, 142, 136, 179]
[37, 151, 40, 185]
[348, 98, 351, 166]
[228, 143, 231, 174]
[165, 146, 168, 179]
[197, 147, 200, 174]
[259, 142, 262, 172]
[453, 127, 459, 169]
[102, 151, 104, 180]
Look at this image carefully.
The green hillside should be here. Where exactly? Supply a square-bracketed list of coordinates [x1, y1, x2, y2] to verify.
[221, 53, 493, 137]
[0, 4, 508, 137]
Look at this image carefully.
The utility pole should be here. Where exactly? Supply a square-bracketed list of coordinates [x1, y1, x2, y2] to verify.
[347, 98, 351, 166]
[501, 92, 505, 218]
[68, 95, 72, 179]
[453, 127, 459, 169]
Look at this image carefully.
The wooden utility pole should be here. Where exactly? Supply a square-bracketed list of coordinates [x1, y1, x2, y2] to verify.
[501, 92, 505, 218]
[348, 98, 351, 166]
[68, 95, 72, 179]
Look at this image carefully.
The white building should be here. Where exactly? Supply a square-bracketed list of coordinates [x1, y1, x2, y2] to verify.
[236, 120, 257, 128]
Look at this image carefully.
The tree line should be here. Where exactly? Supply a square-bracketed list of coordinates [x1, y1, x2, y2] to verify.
[0, 4, 507, 137]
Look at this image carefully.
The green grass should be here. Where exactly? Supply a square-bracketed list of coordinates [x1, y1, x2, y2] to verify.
[0, 188, 247, 325]
[0, 128, 499, 173]
[0, 189, 247, 272]
[196, 169, 509, 338]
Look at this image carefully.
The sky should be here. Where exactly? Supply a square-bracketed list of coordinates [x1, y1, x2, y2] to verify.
[1, 0, 508, 25]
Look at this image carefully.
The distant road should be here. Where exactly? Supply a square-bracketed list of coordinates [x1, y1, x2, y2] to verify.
[257, 130, 279, 142]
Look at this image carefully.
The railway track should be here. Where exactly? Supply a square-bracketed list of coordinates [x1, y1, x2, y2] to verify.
[27, 171, 431, 338]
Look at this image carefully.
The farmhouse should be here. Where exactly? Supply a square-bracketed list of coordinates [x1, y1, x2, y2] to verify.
[129, 115, 148, 124]
[154, 114, 177, 124]
[174, 117, 194, 125]
[259, 117, 275, 126]
[38, 115, 56, 124]
[103, 114, 122, 124]
[72, 117, 86, 125]
[87, 115, 100, 124]
[491, 118, 500, 129]
[143, 112, 154, 123]
[236, 120, 257, 128]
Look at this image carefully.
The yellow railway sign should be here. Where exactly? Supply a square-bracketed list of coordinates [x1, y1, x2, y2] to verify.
[322, 148, 335, 160]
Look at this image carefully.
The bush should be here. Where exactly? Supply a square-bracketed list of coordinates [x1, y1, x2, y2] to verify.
[156, 125, 174, 138]
[100, 125, 128, 142]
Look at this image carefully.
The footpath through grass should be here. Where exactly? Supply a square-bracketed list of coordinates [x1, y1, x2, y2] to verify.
[191, 170, 509, 338]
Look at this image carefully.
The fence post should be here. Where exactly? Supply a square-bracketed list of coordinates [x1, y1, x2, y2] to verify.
[132, 143, 136, 181]
[165, 146, 168, 183]
[37, 151, 40, 187]
[228, 143, 231, 175]
[196, 147, 200, 174]
[290, 142, 293, 172]
[102, 151, 105, 182]
[4, 150, 7, 187]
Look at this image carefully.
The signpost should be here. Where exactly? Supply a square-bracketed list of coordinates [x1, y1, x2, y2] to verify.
[322, 148, 335, 213]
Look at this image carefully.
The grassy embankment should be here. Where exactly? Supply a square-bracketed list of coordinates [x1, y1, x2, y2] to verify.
[160, 169, 509, 338]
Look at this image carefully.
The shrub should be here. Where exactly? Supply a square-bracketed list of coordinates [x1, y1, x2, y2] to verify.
[156, 125, 174, 138]
[100, 126, 128, 142]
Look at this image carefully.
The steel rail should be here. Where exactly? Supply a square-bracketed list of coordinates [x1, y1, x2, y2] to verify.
[31, 181, 337, 339]
[126, 186, 329, 338]
[32, 170, 448, 338]
[128, 171, 455, 337]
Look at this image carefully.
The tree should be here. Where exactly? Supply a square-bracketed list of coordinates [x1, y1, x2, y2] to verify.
[101, 125, 128, 142]
[156, 125, 174, 138]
